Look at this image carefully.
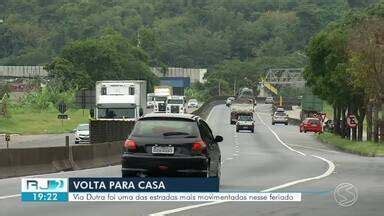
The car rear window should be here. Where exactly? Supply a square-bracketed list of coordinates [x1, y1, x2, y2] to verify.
[131, 119, 199, 138]
[238, 115, 253, 121]
[274, 112, 287, 116]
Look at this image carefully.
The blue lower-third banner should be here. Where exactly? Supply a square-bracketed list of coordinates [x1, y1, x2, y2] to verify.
[20, 177, 302, 202]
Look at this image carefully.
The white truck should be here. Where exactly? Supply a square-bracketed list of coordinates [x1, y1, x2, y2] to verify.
[153, 86, 172, 113]
[166, 95, 186, 114]
[95, 80, 146, 120]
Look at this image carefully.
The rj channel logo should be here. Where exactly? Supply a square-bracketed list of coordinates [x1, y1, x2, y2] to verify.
[22, 178, 68, 192]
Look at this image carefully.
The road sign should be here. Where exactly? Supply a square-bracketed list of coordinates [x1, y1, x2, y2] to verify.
[5, 134, 10, 149]
[57, 114, 68, 120]
[5, 134, 10, 141]
[75, 89, 95, 109]
[58, 101, 67, 114]
[347, 114, 358, 128]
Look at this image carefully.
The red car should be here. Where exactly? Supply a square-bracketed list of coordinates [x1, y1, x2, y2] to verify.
[300, 118, 323, 133]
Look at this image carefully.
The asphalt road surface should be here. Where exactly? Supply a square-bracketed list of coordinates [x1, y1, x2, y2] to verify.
[0, 107, 198, 149]
[0, 104, 383, 216]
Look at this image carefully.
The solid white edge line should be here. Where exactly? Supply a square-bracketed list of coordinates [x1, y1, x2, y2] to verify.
[0, 194, 20, 200]
[256, 113, 306, 156]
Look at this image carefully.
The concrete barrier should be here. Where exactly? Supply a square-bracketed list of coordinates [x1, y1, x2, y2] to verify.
[0, 147, 71, 178]
[193, 96, 227, 120]
[0, 141, 123, 179]
[70, 141, 122, 170]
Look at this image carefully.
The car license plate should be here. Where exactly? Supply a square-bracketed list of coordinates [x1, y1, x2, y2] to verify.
[152, 146, 174, 154]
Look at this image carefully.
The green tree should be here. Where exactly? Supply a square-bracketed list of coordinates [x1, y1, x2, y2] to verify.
[46, 32, 157, 90]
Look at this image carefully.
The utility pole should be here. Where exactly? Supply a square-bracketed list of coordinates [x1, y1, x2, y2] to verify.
[233, 79, 237, 96]
[218, 81, 221, 96]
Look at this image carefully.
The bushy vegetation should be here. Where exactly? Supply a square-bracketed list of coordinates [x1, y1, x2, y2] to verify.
[17, 87, 76, 111]
[305, 2, 384, 142]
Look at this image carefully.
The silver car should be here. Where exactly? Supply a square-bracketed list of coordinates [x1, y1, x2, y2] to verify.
[236, 115, 254, 133]
[187, 99, 199, 108]
[265, 97, 274, 104]
[272, 112, 288, 125]
[74, 123, 90, 144]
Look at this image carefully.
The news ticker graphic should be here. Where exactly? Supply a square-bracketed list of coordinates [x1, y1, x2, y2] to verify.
[21, 178, 301, 202]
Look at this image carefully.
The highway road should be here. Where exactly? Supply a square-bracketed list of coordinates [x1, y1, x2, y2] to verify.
[0, 104, 383, 216]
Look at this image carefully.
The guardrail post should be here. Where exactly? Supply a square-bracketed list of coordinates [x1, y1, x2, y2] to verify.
[65, 135, 69, 158]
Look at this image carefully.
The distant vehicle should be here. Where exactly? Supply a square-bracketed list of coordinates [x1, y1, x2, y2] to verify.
[94, 80, 146, 120]
[272, 111, 288, 125]
[187, 99, 199, 108]
[300, 118, 322, 133]
[147, 93, 155, 108]
[153, 86, 173, 113]
[166, 95, 186, 114]
[230, 103, 254, 124]
[237, 88, 255, 104]
[225, 97, 235, 106]
[300, 90, 324, 120]
[265, 97, 274, 104]
[121, 113, 223, 180]
[74, 123, 89, 144]
[236, 115, 254, 133]
[276, 107, 285, 112]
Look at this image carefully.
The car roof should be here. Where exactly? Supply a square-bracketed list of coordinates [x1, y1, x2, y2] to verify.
[140, 113, 199, 121]
[78, 123, 89, 126]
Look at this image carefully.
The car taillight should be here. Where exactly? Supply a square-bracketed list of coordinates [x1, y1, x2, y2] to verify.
[124, 139, 137, 152]
[192, 140, 207, 154]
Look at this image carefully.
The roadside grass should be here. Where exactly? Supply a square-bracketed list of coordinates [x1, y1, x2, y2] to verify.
[318, 132, 384, 157]
[0, 108, 89, 135]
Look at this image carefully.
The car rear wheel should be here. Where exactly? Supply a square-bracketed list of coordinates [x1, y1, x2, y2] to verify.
[285, 123, 288, 125]
[208, 161, 221, 186]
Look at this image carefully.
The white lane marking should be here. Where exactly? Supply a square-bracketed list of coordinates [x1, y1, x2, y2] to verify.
[150, 108, 336, 216]
[0, 194, 20, 200]
[149, 154, 335, 216]
[256, 113, 306, 156]
[261, 155, 335, 192]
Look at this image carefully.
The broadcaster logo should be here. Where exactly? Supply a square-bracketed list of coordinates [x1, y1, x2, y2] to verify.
[334, 183, 358, 207]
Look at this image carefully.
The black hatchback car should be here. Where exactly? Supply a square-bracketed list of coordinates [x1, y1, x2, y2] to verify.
[122, 113, 223, 180]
